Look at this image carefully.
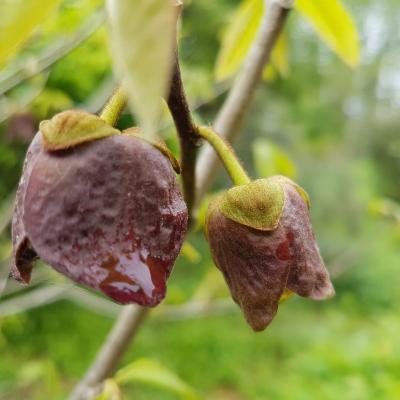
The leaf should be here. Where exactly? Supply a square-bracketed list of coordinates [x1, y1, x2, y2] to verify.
[180, 241, 201, 264]
[0, 0, 61, 68]
[40, 110, 119, 151]
[115, 358, 200, 400]
[262, 64, 277, 81]
[252, 138, 296, 179]
[218, 178, 285, 231]
[215, 0, 263, 81]
[194, 191, 222, 232]
[96, 379, 122, 400]
[268, 32, 289, 77]
[295, 0, 360, 68]
[106, 0, 179, 137]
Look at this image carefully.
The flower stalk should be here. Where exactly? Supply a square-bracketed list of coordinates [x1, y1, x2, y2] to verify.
[99, 87, 127, 127]
[197, 126, 250, 186]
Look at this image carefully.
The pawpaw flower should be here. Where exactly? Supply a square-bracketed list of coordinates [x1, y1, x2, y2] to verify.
[206, 176, 334, 331]
[11, 111, 188, 306]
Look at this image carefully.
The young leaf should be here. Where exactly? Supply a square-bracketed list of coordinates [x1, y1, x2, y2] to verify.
[0, 0, 61, 68]
[96, 379, 121, 400]
[270, 32, 289, 77]
[262, 32, 289, 80]
[115, 358, 200, 400]
[106, 0, 178, 137]
[215, 0, 263, 81]
[295, 0, 360, 68]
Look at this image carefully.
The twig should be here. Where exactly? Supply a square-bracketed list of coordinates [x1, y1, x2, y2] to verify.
[167, 55, 201, 215]
[196, 0, 293, 201]
[69, 306, 149, 400]
[69, 1, 292, 398]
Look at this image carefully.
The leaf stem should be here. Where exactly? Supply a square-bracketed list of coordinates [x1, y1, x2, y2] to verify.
[197, 126, 250, 186]
[99, 86, 127, 127]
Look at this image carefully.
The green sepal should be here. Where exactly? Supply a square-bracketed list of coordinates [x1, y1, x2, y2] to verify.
[218, 178, 285, 231]
[123, 128, 181, 174]
[273, 175, 311, 209]
[40, 110, 120, 151]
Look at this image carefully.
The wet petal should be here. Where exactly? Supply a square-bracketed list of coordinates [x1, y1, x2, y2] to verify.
[12, 133, 188, 306]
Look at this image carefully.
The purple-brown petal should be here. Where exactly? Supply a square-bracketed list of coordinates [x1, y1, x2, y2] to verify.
[12, 133, 188, 306]
[281, 184, 335, 300]
[207, 205, 291, 331]
[11, 133, 42, 283]
[205, 177, 334, 331]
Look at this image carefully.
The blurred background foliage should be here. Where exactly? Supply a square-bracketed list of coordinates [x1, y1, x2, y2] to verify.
[0, 0, 400, 399]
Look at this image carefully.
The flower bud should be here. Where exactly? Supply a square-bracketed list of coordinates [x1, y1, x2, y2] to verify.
[206, 177, 334, 331]
[12, 111, 188, 306]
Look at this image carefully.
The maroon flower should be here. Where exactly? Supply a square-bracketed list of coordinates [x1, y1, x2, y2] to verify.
[12, 113, 188, 307]
[206, 177, 334, 331]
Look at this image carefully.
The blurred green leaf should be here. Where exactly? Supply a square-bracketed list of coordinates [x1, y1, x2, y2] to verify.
[194, 192, 222, 232]
[96, 379, 121, 400]
[115, 358, 200, 399]
[0, 0, 61, 68]
[270, 32, 289, 77]
[262, 64, 277, 81]
[214, 0, 263, 81]
[262, 32, 289, 81]
[295, 0, 360, 68]
[181, 241, 201, 264]
[253, 138, 296, 178]
[106, 0, 177, 137]
[192, 266, 228, 301]
[368, 198, 400, 223]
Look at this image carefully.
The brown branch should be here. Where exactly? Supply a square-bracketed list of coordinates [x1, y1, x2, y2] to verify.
[167, 55, 201, 215]
[69, 306, 149, 400]
[69, 1, 293, 398]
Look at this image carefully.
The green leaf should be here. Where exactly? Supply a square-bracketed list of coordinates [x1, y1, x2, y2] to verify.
[218, 178, 285, 231]
[262, 64, 277, 81]
[295, 0, 360, 68]
[0, 0, 61, 68]
[106, 0, 178, 137]
[40, 110, 119, 151]
[215, 0, 263, 81]
[262, 32, 289, 81]
[269, 32, 289, 77]
[252, 138, 296, 179]
[115, 358, 200, 400]
[96, 379, 121, 400]
[180, 241, 201, 264]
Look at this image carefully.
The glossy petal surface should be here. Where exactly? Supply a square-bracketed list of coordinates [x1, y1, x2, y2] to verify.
[12, 133, 188, 306]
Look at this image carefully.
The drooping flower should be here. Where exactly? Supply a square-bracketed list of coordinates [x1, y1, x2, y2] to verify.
[206, 177, 334, 331]
[12, 111, 188, 306]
